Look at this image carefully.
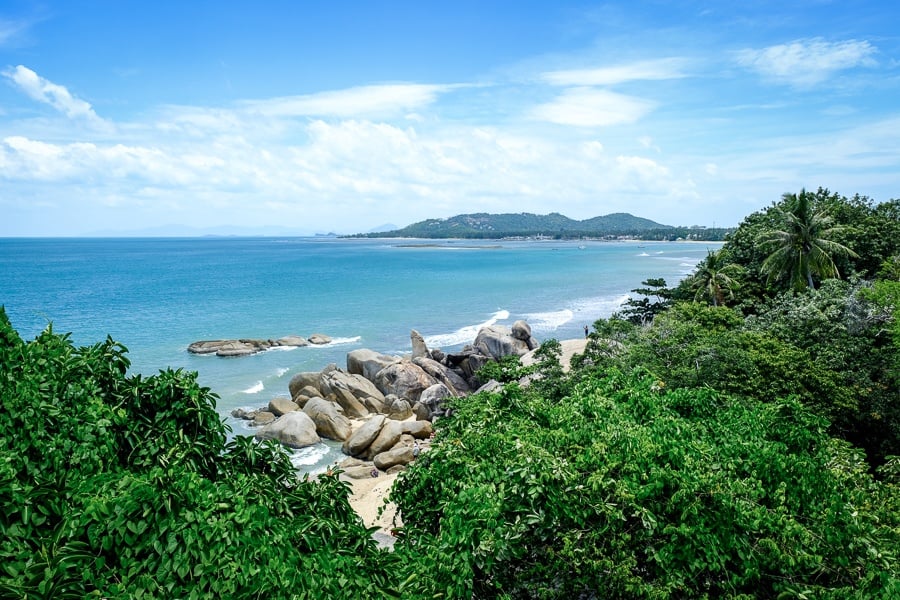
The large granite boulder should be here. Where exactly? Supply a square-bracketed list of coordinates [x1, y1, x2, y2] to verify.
[289, 371, 323, 399]
[342, 415, 387, 457]
[402, 420, 434, 439]
[412, 356, 471, 395]
[384, 396, 413, 420]
[410, 329, 429, 359]
[366, 420, 403, 459]
[474, 325, 532, 360]
[374, 361, 437, 403]
[308, 333, 332, 345]
[303, 397, 353, 441]
[320, 370, 385, 405]
[268, 397, 299, 417]
[418, 383, 453, 421]
[255, 411, 320, 448]
[373, 445, 414, 471]
[252, 411, 276, 426]
[511, 320, 540, 349]
[347, 349, 400, 382]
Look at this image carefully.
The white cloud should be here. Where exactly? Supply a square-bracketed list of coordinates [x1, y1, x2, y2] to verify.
[3, 65, 106, 125]
[0, 17, 29, 46]
[531, 88, 656, 127]
[734, 38, 877, 86]
[542, 58, 689, 86]
[241, 83, 453, 118]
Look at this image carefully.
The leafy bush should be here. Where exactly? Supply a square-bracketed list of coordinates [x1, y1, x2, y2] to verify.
[0, 309, 401, 598]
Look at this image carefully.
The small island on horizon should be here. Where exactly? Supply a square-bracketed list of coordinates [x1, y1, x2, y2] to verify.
[348, 211, 734, 241]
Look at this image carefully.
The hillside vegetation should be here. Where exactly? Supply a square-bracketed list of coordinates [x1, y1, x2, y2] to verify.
[351, 211, 733, 240]
[2, 187, 899, 598]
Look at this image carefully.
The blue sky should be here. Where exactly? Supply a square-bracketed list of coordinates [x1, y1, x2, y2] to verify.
[1, 1, 899, 236]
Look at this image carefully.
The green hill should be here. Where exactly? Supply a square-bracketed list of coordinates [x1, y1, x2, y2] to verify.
[350, 211, 731, 240]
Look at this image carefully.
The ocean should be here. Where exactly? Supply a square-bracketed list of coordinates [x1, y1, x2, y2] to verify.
[1, 237, 717, 472]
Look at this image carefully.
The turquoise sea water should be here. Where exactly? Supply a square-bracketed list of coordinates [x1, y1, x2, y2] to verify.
[1, 237, 718, 471]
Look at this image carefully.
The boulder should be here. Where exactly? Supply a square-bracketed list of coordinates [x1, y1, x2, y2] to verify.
[374, 361, 437, 403]
[385, 464, 407, 475]
[188, 340, 230, 354]
[402, 420, 434, 439]
[303, 397, 353, 441]
[473, 325, 531, 360]
[277, 335, 309, 347]
[347, 349, 400, 382]
[410, 329, 429, 359]
[342, 415, 387, 457]
[366, 420, 403, 459]
[289, 371, 322, 399]
[252, 411, 276, 426]
[373, 446, 414, 471]
[385, 396, 413, 420]
[321, 370, 385, 405]
[308, 333, 332, 345]
[475, 380, 503, 394]
[413, 356, 471, 395]
[418, 383, 453, 420]
[361, 395, 385, 415]
[231, 407, 256, 420]
[330, 388, 369, 419]
[343, 465, 379, 479]
[458, 353, 491, 383]
[215, 340, 261, 357]
[255, 411, 320, 449]
[412, 401, 431, 421]
[268, 397, 299, 417]
[511, 320, 532, 341]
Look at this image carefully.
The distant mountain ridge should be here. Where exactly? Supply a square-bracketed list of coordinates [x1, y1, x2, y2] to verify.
[352, 211, 733, 241]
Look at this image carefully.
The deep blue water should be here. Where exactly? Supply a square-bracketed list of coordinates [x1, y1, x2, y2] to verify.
[1, 236, 717, 471]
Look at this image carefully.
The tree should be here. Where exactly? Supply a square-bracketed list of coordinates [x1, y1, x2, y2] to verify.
[619, 277, 674, 325]
[760, 188, 858, 290]
[689, 249, 744, 306]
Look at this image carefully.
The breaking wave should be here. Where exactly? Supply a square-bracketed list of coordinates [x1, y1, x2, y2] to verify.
[423, 310, 510, 349]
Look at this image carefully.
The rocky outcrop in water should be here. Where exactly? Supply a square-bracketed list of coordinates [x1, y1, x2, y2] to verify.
[187, 333, 335, 357]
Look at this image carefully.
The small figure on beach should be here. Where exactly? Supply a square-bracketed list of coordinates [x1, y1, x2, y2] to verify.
[584, 325, 589, 338]
[413, 441, 421, 459]
[370, 468, 379, 478]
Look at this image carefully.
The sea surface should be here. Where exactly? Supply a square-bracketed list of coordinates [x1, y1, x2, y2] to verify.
[1, 237, 718, 472]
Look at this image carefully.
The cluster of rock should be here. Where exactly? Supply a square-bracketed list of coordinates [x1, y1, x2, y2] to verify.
[231, 320, 539, 472]
[188, 333, 333, 357]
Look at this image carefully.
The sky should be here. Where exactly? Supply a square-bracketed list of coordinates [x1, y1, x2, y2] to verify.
[1, 1, 899, 236]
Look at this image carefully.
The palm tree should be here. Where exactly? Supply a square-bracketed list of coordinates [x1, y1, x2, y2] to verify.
[760, 189, 858, 290]
[691, 249, 744, 306]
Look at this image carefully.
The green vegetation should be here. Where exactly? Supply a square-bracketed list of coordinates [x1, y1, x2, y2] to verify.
[349, 211, 733, 240]
[3, 186, 900, 598]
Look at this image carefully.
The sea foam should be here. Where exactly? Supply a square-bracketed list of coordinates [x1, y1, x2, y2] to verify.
[522, 309, 574, 333]
[241, 381, 264, 394]
[424, 310, 510, 348]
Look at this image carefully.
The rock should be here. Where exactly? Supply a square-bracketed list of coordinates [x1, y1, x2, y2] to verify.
[255, 411, 320, 448]
[418, 383, 453, 420]
[385, 396, 413, 420]
[412, 401, 431, 421]
[252, 411, 276, 426]
[401, 420, 434, 439]
[385, 464, 407, 475]
[338, 457, 369, 469]
[342, 415, 387, 457]
[361, 395, 385, 414]
[303, 397, 353, 441]
[289, 371, 322, 399]
[410, 329, 429, 359]
[320, 370, 385, 407]
[215, 340, 260, 357]
[231, 407, 256, 420]
[331, 387, 370, 419]
[366, 420, 403, 459]
[188, 340, 230, 354]
[308, 333, 332, 345]
[268, 397, 299, 417]
[343, 465, 378, 479]
[511, 320, 532, 341]
[347, 349, 401, 382]
[459, 353, 491, 383]
[276, 335, 308, 347]
[473, 325, 532, 360]
[374, 361, 438, 403]
[475, 380, 503, 394]
[373, 446, 414, 471]
[413, 356, 471, 395]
